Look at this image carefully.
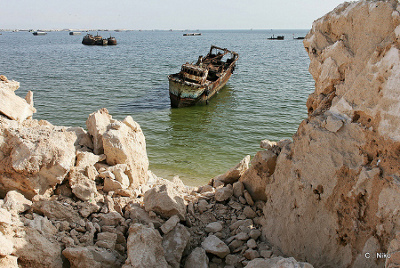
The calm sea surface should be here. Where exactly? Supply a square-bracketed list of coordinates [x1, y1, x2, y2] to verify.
[0, 30, 314, 185]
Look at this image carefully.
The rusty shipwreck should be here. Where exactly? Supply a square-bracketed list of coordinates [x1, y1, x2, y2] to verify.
[168, 45, 239, 108]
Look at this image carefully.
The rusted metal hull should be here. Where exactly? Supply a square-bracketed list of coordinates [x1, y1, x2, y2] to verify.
[168, 68, 233, 108]
[168, 45, 238, 108]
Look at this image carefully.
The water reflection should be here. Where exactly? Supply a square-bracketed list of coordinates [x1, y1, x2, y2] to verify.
[118, 84, 171, 112]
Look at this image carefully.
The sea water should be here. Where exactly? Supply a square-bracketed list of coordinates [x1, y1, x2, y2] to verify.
[0, 29, 314, 185]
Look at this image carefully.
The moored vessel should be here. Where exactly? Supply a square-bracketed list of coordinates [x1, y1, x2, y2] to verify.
[33, 31, 47, 36]
[168, 45, 239, 108]
[107, 36, 117, 45]
[267, 35, 284, 40]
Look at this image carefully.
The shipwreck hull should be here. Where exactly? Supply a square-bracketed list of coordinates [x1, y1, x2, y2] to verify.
[169, 70, 232, 108]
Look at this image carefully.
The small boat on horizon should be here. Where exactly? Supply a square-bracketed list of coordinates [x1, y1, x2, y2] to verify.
[168, 45, 239, 108]
[107, 36, 117, 45]
[33, 31, 47, 36]
[183, 33, 202, 36]
[82, 33, 117, 46]
[69, 31, 81, 35]
[267, 35, 284, 40]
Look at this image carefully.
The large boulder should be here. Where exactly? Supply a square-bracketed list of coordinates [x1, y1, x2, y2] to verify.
[102, 116, 149, 188]
[162, 223, 190, 268]
[255, 1, 400, 267]
[63, 246, 124, 268]
[0, 119, 76, 199]
[12, 227, 63, 268]
[122, 223, 168, 268]
[143, 183, 186, 220]
[0, 77, 36, 122]
[239, 149, 278, 201]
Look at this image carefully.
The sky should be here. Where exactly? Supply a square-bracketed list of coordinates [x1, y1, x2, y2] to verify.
[2, 0, 346, 30]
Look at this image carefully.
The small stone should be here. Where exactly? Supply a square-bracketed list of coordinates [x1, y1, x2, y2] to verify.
[244, 190, 254, 206]
[160, 215, 180, 234]
[233, 181, 245, 198]
[228, 239, 244, 251]
[215, 185, 233, 202]
[247, 239, 257, 249]
[243, 206, 257, 219]
[184, 247, 208, 268]
[260, 250, 273, 258]
[239, 196, 247, 204]
[235, 232, 249, 241]
[249, 229, 261, 240]
[198, 199, 209, 213]
[213, 179, 224, 188]
[244, 249, 260, 260]
[200, 185, 214, 193]
[205, 222, 223, 233]
[225, 254, 240, 266]
[201, 235, 230, 258]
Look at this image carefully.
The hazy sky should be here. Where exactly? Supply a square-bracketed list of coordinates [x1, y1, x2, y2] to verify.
[3, 0, 346, 30]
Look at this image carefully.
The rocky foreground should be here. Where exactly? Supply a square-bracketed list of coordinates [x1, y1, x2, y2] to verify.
[2, 1, 400, 267]
[0, 74, 310, 268]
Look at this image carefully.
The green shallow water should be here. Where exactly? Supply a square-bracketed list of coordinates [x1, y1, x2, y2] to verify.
[0, 29, 314, 185]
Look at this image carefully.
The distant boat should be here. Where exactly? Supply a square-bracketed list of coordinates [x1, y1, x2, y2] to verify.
[107, 36, 117, 45]
[183, 33, 201, 36]
[267, 35, 284, 40]
[33, 31, 47, 36]
[294, 36, 305, 40]
[69, 31, 81, 35]
[82, 34, 96, 45]
[82, 33, 116, 46]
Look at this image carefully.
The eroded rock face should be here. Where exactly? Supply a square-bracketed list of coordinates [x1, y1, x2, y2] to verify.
[256, 1, 400, 267]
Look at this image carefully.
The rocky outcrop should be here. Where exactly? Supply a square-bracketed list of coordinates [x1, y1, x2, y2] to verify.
[237, 1, 400, 267]
[0, 76, 36, 122]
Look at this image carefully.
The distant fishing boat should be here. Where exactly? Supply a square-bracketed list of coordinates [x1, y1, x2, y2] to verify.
[69, 31, 81, 35]
[82, 33, 117, 46]
[183, 33, 201, 36]
[294, 36, 305, 40]
[168, 45, 239, 108]
[33, 31, 47, 36]
[107, 36, 117, 45]
[82, 34, 96, 45]
[267, 35, 284, 40]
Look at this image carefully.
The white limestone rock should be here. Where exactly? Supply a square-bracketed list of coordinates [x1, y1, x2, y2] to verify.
[144, 183, 186, 220]
[86, 108, 112, 155]
[0, 79, 36, 122]
[102, 115, 149, 189]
